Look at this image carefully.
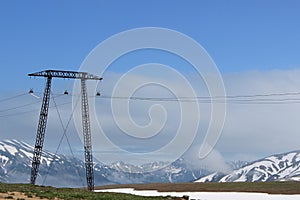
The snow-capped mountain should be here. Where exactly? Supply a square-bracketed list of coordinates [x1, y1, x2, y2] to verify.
[7, 139, 300, 187]
[196, 150, 300, 183]
[0, 139, 112, 187]
[109, 161, 169, 173]
[0, 139, 209, 187]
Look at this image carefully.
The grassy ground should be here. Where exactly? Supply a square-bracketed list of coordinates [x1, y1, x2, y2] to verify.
[1, 181, 300, 199]
[0, 183, 178, 200]
[96, 181, 300, 194]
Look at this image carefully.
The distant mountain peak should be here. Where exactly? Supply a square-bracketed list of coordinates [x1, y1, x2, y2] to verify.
[196, 150, 300, 183]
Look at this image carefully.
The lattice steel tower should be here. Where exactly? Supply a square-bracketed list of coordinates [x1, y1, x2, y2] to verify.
[29, 70, 102, 191]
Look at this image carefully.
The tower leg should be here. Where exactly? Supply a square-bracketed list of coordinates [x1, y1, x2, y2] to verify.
[30, 76, 52, 184]
[81, 78, 94, 191]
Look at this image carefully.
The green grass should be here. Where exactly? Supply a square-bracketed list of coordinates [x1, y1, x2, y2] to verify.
[96, 181, 300, 194]
[0, 183, 173, 200]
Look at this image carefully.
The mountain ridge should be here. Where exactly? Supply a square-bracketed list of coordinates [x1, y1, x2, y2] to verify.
[0, 139, 208, 187]
[196, 150, 300, 183]
[2, 139, 300, 187]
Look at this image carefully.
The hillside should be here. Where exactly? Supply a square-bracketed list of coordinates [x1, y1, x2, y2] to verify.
[196, 150, 300, 182]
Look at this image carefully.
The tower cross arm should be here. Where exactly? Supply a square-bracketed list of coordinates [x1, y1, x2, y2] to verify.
[28, 70, 102, 80]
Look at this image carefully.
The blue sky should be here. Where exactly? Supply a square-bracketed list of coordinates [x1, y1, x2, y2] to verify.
[1, 1, 300, 166]
[1, 0, 300, 92]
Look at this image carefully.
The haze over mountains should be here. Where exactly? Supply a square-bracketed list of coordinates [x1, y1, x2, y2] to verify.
[0, 140, 207, 187]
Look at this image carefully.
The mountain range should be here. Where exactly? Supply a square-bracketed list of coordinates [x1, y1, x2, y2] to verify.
[0, 139, 208, 187]
[2, 139, 300, 188]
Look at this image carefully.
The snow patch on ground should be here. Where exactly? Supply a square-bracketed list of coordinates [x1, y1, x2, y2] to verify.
[96, 188, 300, 200]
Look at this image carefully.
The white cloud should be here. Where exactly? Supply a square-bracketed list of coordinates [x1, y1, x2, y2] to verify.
[219, 69, 300, 161]
[2, 68, 300, 166]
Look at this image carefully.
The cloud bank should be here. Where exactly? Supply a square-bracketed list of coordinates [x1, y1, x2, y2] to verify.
[1, 68, 300, 169]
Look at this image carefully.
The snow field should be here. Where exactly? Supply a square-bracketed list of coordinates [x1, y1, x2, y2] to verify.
[96, 188, 300, 200]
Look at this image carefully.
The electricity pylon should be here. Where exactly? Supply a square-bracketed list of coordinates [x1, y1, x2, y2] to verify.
[28, 70, 102, 191]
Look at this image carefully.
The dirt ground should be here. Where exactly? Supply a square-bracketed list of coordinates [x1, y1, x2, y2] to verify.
[0, 192, 60, 200]
[0, 192, 36, 200]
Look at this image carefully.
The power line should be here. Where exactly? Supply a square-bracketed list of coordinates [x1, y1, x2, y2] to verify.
[0, 100, 42, 112]
[0, 101, 72, 118]
[0, 93, 65, 113]
[94, 91, 300, 101]
[32, 91, 300, 99]
[96, 95, 300, 103]
[0, 93, 28, 103]
[2, 90, 300, 118]
[42, 93, 84, 187]
[212, 91, 300, 99]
